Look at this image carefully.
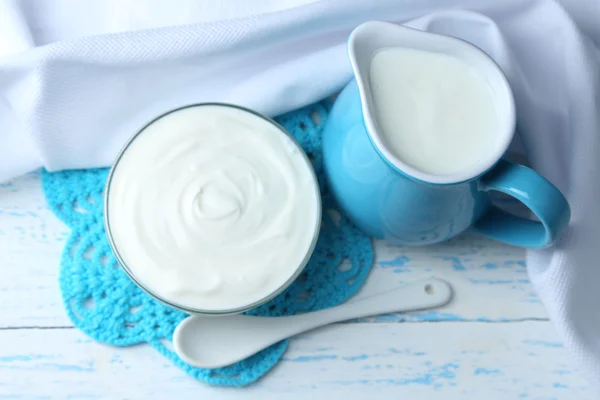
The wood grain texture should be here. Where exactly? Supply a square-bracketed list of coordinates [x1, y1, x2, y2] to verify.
[0, 323, 591, 399]
[0, 172, 69, 328]
[0, 173, 592, 398]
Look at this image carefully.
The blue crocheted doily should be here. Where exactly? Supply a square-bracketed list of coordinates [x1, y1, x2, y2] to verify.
[41, 101, 374, 387]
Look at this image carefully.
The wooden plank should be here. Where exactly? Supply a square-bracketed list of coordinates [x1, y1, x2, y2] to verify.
[0, 174, 541, 327]
[0, 172, 70, 327]
[362, 236, 538, 322]
[0, 322, 591, 399]
[0, 174, 542, 327]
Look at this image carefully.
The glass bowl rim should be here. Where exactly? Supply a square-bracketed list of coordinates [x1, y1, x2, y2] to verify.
[103, 102, 323, 316]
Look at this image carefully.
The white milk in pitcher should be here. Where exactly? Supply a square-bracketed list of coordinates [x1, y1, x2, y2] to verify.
[369, 48, 498, 177]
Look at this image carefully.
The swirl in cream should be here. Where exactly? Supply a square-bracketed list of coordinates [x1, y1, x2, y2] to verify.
[106, 105, 320, 312]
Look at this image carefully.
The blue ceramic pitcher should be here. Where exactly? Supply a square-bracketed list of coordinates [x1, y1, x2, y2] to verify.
[322, 21, 570, 248]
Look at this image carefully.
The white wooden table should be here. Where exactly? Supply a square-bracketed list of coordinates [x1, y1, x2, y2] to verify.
[0, 172, 593, 399]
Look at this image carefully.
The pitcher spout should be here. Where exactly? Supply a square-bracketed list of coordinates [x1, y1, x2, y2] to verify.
[348, 21, 436, 144]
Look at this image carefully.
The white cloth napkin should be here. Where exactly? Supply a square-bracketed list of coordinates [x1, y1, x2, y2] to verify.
[1, 0, 600, 388]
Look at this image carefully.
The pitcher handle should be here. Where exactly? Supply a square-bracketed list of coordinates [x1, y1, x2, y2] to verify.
[472, 159, 570, 248]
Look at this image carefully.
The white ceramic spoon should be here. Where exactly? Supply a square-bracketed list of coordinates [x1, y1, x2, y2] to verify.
[173, 278, 453, 369]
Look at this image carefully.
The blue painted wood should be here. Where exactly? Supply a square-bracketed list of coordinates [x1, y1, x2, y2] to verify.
[0, 323, 592, 399]
[0, 173, 591, 398]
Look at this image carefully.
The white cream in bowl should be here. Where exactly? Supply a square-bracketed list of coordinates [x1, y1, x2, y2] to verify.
[105, 104, 321, 313]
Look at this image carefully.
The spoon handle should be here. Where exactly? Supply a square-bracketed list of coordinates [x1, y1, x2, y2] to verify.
[274, 278, 452, 332]
[174, 278, 452, 369]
